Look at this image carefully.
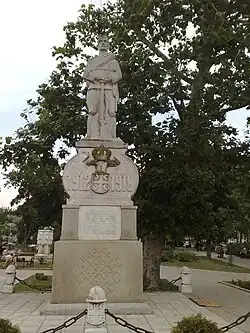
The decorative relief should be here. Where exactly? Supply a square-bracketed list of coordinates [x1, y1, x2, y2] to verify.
[75, 248, 122, 294]
[86, 145, 120, 194]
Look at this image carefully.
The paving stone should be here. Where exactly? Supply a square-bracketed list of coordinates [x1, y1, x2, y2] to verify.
[0, 268, 249, 333]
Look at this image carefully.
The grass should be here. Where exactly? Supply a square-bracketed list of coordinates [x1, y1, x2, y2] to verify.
[163, 256, 250, 273]
[14, 274, 52, 293]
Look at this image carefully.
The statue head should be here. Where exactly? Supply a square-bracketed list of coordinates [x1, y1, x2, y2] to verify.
[98, 34, 109, 52]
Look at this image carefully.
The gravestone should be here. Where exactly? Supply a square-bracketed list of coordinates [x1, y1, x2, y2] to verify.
[51, 35, 145, 308]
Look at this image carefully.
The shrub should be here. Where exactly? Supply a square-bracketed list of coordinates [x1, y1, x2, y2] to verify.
[171, 314, 222, 333]
[159, 279, 179, 291]
[177, 252, 198, 262]
[35, 273, 48, 281]
[231, 279, 250, 290]
[227, 243, 250, 257]
[0, 318, 21, 333]
[161, 249, 176, 262]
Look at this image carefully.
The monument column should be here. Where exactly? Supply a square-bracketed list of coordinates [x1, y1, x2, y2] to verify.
[51, 35, 144, 305]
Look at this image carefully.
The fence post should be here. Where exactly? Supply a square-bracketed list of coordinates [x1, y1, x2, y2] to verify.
[0, 264, 16, 294]
[85, 286, 107, 333]
[181, 266, 192, 294]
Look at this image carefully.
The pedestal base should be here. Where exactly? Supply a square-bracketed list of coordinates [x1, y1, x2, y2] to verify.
[40, 302, 153, 315]
[52, 240, 143, 304]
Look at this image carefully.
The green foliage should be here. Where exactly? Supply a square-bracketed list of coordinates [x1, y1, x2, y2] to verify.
[171, 314, 222, 333]
[35, 273, 48, 281]
[161, 248, 176, 262]
[176, 252, 198, 263]
[0, 208, 19, 241]
[227, 243, 250, 256]
[159, 279, 179, 292]
[231, 279, 250, 290]
[0, 318, 21, 333]
[0, 0, 250, 286]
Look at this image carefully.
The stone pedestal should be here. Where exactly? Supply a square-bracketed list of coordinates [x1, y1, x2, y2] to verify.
[48, 138, 148, 313]
[52, 240, 143, 303]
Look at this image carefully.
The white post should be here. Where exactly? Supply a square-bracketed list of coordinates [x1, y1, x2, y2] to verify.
[85, 286, 107, 333]
[181, 266, 192, 293]
[0, 264, 16, 294]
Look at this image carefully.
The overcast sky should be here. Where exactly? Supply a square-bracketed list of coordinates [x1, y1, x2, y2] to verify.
[0, 0, 249, 207]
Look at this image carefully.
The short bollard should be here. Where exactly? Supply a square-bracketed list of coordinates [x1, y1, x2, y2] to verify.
[85, 286, 107, 333]
[0, 264, 16, 294]
[181, 266, 192, 294]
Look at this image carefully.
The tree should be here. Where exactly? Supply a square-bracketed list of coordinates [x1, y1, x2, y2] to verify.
[0, 207, 19, 243]
[1, 0, 250, 289]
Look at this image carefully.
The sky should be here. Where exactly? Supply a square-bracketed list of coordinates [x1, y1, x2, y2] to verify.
[0, 0, 249, 207]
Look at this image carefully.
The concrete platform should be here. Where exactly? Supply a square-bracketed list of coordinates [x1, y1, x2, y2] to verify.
[40, 302, 154, 315]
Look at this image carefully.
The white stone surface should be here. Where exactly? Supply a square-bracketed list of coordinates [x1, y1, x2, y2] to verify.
[0, 264, 16, 294]
[78, 206, 121, 240]
[63, 146, 139, 206]
[181, 266, 192, 294]
[83, 35, 122, 140]
[37, 229, 53, 246]
[85, 286, 107, 333]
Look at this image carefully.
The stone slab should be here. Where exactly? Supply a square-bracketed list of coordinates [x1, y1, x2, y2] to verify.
[78, 205, 121, 240]
[52, 240, 143, 303]
[61, 205, 137, 241]
[40, 302, 153, 315]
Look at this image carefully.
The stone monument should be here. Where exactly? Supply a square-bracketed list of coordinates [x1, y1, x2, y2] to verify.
[37, 227, 54, 255]
[51, 35, 145, 309]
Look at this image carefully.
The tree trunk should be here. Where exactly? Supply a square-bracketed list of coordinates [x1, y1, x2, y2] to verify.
[143, 235, 164, 291]
[206, 239, 212, 258]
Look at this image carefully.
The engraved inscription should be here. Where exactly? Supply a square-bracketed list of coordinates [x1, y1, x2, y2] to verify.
[87, 303, 105, 326]
[78, 206, 121, 240]
[66, 173, 133, 192]
[75, 248, 122, 294]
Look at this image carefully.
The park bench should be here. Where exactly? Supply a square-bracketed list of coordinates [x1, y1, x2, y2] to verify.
[17, 252, 35, 267]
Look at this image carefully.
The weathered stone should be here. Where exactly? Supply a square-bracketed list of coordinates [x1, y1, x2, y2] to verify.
[63, 142, 139, 206]
[51, 240, 143, 303]
[0, 264, 16, 294]
[78, 206, 121, 240]
[61, 205, 137, 241]
[83, 35, 122, 140]
[181, 266, 192, 294]
[85, 286, 107, 333]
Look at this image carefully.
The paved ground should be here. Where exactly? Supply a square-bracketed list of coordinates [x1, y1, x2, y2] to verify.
[0, 266, 249, 333]
[0, 291, 244, 333]
[162, 265, 250, 333]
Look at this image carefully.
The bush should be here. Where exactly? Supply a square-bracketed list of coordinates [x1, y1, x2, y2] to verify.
[171, 314, 222, 333]
[35, 273, 48, 281]
[0, 318, 21, 333]
[161, 248, 176, 262]
[227, 243, 250, 257]
[159, 279, 179, 291]
[231, 279, 250, 290]
[177, 252, 198, 262]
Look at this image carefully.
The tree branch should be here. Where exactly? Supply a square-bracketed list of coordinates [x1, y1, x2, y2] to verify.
[138, 36, 193, 85]
[171, 98, 183, 120]
[220, 104, 249, 114]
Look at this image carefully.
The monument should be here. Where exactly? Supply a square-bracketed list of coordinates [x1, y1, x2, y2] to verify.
[50, 35, 146, 310]
[37, 227, 54, 255]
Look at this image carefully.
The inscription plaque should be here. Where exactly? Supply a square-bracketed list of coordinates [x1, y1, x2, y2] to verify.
[78, 206, 121, 240]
